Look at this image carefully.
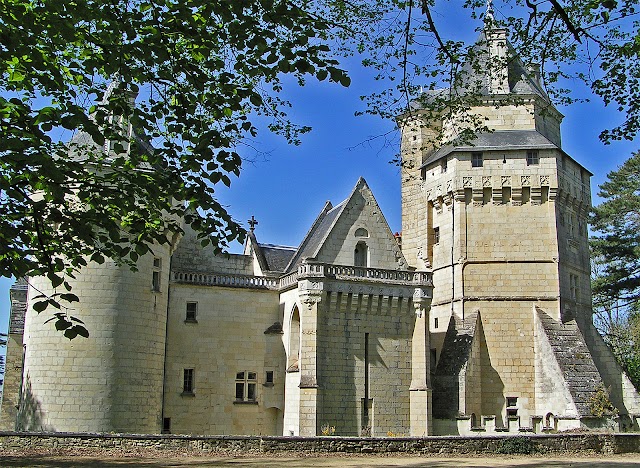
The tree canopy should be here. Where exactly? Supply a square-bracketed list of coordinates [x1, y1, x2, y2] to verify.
[2, 0, 640, 335]
[591, 152, 640, 388]
[0, 0, 353, 321]
[591, 152, 640, 309]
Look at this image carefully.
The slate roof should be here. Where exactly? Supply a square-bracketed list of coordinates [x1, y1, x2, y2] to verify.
[259, 244, 296, 272]
[456, 31, 549, 100]
[536, 308, 603, 416]
[284, 198, 347, 273]
[421, 129, 560, 168]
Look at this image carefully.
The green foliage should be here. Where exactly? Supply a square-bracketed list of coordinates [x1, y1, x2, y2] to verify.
[495, 436, 536, 455]
[591, 152, 640, 305]
[588, 384, 618, 418]
[0, 0, 352, 333]
[591, 152, 640, 388]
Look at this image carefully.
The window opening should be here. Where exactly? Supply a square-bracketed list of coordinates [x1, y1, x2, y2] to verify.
[265, 370, 274, 385]
[185, 302, 197, 322]
[235, 371, 257, 402]
[152, 257, 162, 292]
[433, 227, 440, 245]
[354, 241, 368, 267]
[526, 150, 539, 165]
[506, 397, 518, 417]
[183, 368, 194, 394]
[472, 152, 483, 168]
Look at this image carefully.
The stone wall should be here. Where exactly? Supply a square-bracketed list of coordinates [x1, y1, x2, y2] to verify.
[164, 283, 283, 435]
[1, 432, 640, 455]
[19, 248, 171, 433]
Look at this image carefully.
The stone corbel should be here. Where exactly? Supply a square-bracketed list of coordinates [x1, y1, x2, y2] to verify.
[531, 186, 542, 205]
[512, 186, 523, 206]
[413, 287, 433, 318]
[472, 188, 483, 206]
[433, 197, 443, 213]
[453, 189, 466, 203]
[492, 187, 502, 205]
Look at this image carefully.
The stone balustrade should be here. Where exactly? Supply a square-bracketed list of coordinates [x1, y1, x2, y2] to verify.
[172, 271, 279, 290]
[172, 262, 432, 291]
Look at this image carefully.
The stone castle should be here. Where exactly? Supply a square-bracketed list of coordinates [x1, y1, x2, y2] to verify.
[2, 19, 640, 436]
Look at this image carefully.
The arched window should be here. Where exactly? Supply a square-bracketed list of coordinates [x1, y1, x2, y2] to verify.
[354, 227, 369, 238]
[287, 306, 301, 372]
[354, 241, 368, 267]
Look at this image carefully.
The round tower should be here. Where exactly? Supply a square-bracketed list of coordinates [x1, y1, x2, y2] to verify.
[19, 245, 171, 433]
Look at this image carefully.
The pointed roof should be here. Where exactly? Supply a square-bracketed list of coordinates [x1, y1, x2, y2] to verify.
[284, 198, 342, 273]
[244, 231, 296, 274]
[456, 28, 549, 101]
[284, 177, 402, 273]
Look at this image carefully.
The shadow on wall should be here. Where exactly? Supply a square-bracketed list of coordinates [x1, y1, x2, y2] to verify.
[432, 316, 473, 419]
[477, 317, 505, 427]
[16, 374, 54, 432]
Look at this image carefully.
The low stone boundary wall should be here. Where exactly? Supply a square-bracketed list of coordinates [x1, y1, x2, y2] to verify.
[0, 432, 639, 455]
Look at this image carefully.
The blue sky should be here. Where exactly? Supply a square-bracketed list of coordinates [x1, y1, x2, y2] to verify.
[0, 9, 636, 338]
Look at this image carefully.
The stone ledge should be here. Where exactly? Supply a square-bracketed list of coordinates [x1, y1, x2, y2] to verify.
[0, 432, 639, 455]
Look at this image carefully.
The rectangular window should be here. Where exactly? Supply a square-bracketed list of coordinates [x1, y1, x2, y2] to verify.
[265, 370, 274, 384]
[441, 158, 448, 173]
[472, 152, 483, 168]
[152, 257, 162, 292]
[235, 371, 257, 402]
[434, 317, 439, 329]
[433, 227, 440, 244]
[570, 274, 579, 301]
[183, 368, 194, 394]
[506, 397, 518, 417]
[185, 302, 198, 322]
[526, 150, 539, 165]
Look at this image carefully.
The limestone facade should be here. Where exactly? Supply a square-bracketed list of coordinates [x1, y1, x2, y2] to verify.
[2, 20, 639, 437]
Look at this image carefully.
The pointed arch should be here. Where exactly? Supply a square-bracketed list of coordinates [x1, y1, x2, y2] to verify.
[287, 306, 301, 372]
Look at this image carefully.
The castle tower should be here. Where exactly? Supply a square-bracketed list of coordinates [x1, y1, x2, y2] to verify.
[16, 82, 175, 433]
[19, 249, 171, 432]
[401, 17, 640, 433]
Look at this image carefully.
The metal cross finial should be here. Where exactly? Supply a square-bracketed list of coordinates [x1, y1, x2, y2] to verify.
[485, 0, 495, 24]
[248, 215, 258, 232]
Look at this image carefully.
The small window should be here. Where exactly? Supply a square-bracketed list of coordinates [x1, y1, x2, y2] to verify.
[152, 257, 162, 292]
[162, 417, 171, 434]
[183, 368, 194, 394]
[265, 370, 274, 385]
[506, 397, 518, 417]
[472, 152, 483, 168]
[570, 274, 579, 301]
[185, 302, 198, 323]
[434, 317, 439, 328]
[527, 150, 539, 165]
[235, 371, 257, 402]
[433, 227, 440, 245]
[441, 158, 448, 173]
